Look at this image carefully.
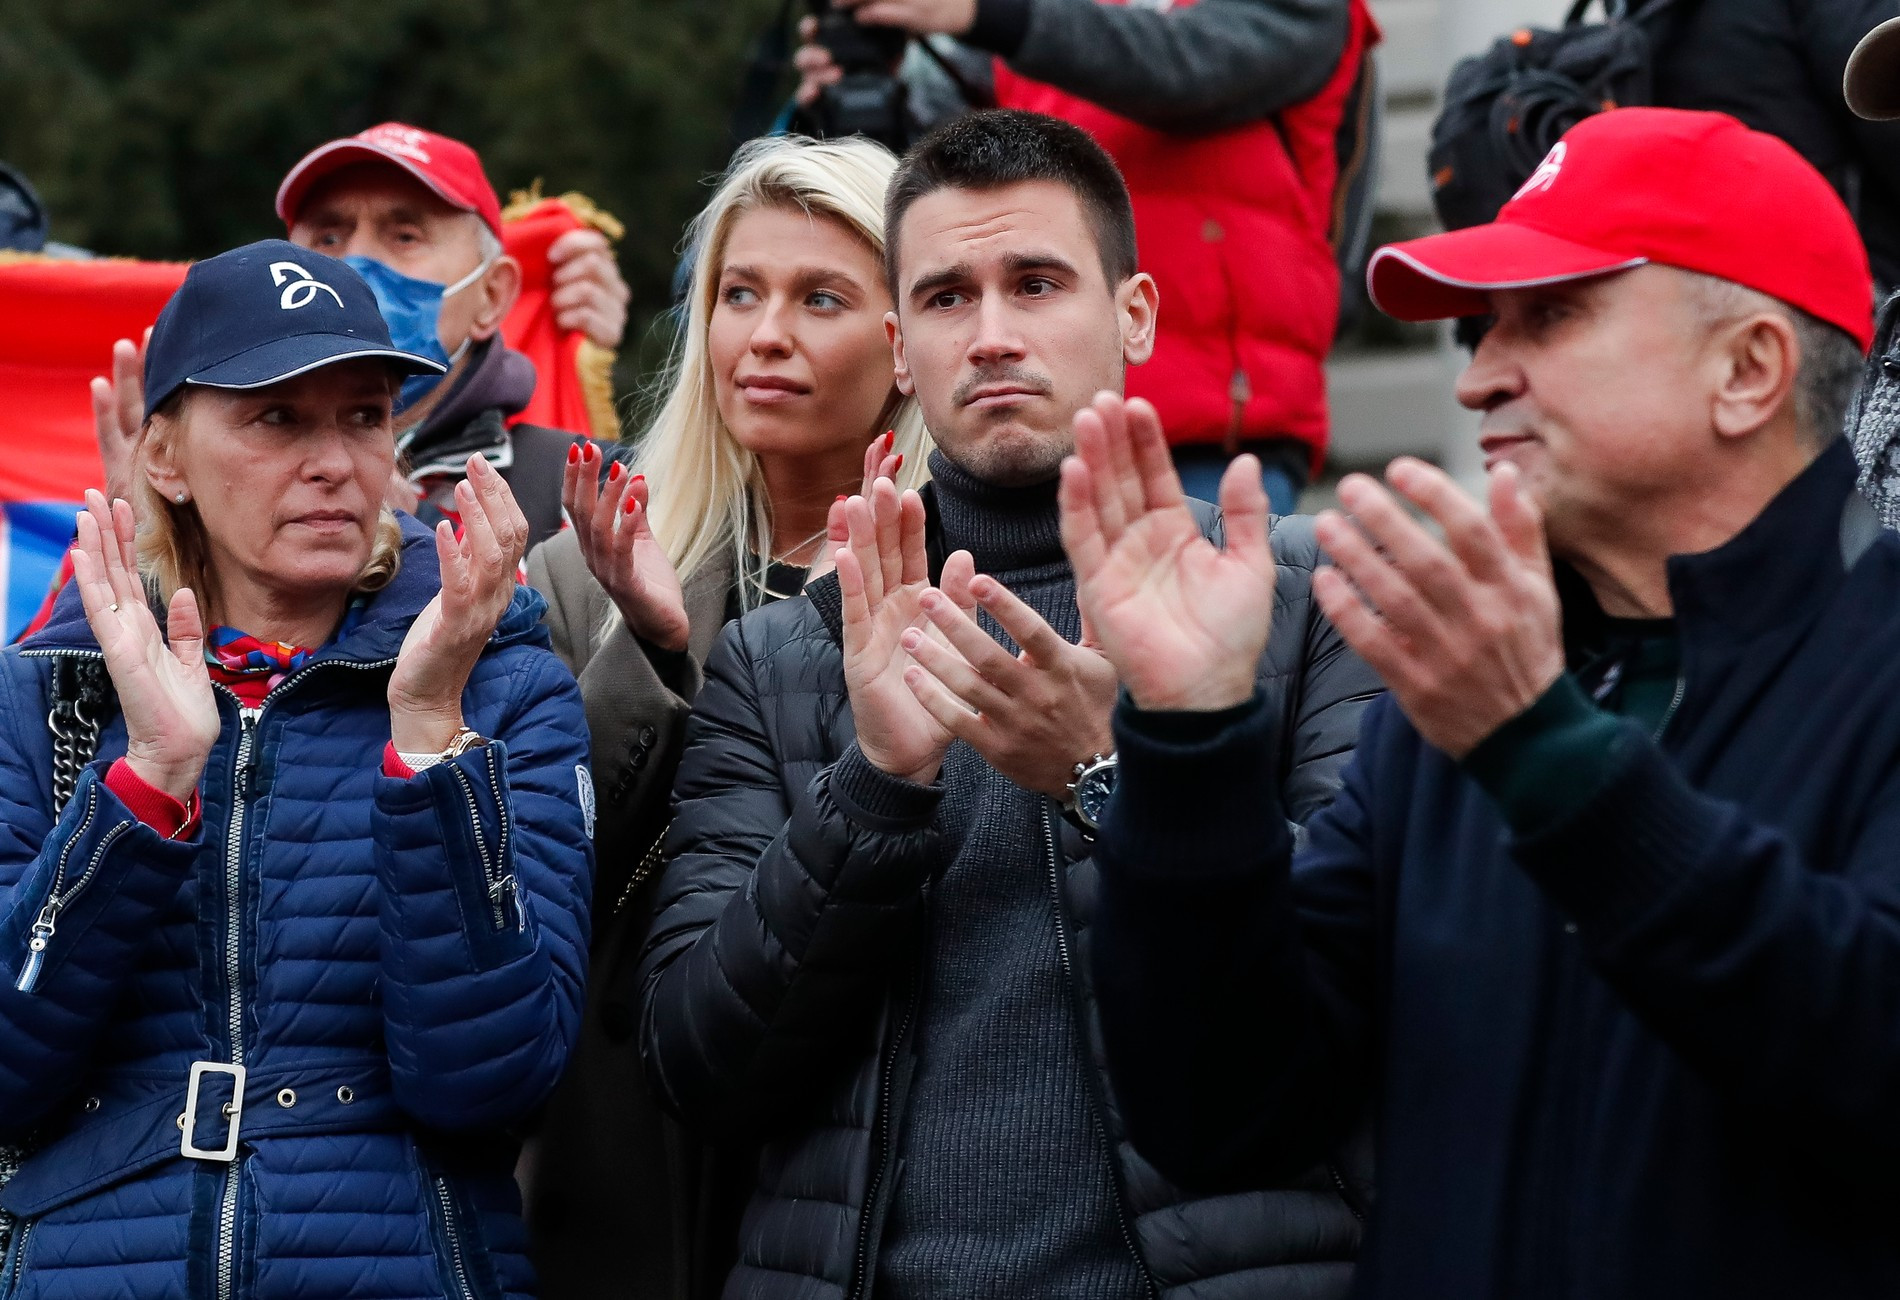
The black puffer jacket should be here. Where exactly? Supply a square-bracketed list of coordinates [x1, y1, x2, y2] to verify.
[637, 495, 1381, 1300]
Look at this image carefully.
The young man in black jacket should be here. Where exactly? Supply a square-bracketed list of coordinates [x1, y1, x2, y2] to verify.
[636, 110, 1379, 1300]
[1076, 107, 1900, 1299]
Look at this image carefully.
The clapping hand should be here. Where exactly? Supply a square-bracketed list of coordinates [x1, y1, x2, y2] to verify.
[88, 332, 148, 501]
[835, 479, 954, 785]
[1059, 392, 1277, 713]
[808, 431, 904, 584]
[1311, 459, 1563, 760]
[388, 455, 530, 754]
[561, 443, 690, 652]
[71, 490, 218, 802]
[899, 564, 1117, 799]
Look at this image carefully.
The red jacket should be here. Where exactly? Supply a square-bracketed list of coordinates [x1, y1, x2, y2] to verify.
[993, 0, 1376, 469]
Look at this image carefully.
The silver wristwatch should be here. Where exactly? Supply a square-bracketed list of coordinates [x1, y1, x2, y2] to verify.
[1062, 752, 1119, 834]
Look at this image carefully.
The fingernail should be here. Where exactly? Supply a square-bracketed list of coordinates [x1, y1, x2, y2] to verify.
[567, 443, 580, 465]
[583, 444, 597, 462]
[883, 430, 894, 449]
[893, 454, 904, 473]
[632, 474, 645, 483]
[836, 494, 848, 503]
[623, 495, 639, 515]
[607, 462, 622, 482]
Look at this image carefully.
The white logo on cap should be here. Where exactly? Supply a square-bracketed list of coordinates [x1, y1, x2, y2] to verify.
[360, 124, 433, 165]
[269, 261, 345, 311]
[1513, 142, 1567, 201]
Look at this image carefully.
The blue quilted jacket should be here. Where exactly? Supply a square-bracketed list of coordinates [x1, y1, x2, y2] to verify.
[0, 518, 594, 1300]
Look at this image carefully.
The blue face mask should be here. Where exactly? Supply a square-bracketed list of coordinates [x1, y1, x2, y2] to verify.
[343, 255, 489, 417]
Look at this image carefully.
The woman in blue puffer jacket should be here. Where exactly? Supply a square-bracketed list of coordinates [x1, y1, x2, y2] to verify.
[0, 240, 593, 1300]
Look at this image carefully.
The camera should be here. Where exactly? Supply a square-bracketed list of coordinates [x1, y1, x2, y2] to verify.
[804, 0, 912, 153]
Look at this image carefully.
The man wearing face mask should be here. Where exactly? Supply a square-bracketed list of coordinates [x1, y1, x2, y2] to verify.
[90, 123, 624, 550]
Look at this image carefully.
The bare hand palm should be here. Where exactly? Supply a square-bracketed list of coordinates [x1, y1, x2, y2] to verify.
[835, 482, 952, 784]
[72, 493, 218, 799]
[1061, 394, 1276, 712]
[561, 447, 689, 651]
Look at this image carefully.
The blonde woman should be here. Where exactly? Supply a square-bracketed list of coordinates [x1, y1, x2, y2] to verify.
[518, 134, 929, 1300]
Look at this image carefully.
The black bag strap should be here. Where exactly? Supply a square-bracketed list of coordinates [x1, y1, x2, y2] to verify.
[48, 656, 111, 813]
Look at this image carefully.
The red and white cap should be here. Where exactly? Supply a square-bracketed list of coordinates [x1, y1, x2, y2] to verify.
[1367, 108, 1874, 351]
[275, 123, 504, 241]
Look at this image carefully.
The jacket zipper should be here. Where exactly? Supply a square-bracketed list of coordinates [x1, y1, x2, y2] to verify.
[1042, 808, 1159, 1299]
[1328, 1161, 1366, 1223]
[1, 1221, 32, 1298]
[14, 785, 127, 994]
[205, 656, 396, 1300]
[433, 1176, 478, 1300]
[1653, 674, 1686, 742]
[846, 976, 918, 1300]
[447, 750, 519, 932]
[214, 702, 259, 1300]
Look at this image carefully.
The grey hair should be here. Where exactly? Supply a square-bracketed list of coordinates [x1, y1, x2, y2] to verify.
[475, 221, 504, 265]
[1682, 271, 1865, 451]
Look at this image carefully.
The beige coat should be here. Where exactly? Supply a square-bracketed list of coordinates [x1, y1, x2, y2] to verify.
[518, 531, 743, 1300]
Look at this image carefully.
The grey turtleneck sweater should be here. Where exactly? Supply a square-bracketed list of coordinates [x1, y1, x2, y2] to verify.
[873, 453, 1147, 1300]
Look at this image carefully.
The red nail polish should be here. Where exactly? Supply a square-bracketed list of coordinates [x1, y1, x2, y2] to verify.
[883, 430, 894, 449]
[607, 462, 622, 482]
[893, 454, 904, 473]
[567, 443, 580, 465]
[623, 495, 639, 515]
[584, 444, 597, 462]
[632, 474, 645, 483]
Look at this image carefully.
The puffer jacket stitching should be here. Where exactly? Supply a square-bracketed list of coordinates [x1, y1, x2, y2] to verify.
[641, 511, 1375, 1299]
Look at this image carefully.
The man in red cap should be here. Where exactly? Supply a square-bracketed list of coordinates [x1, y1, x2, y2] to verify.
[1063, 107, 1900, 1298]
[91, 122, 628, 549]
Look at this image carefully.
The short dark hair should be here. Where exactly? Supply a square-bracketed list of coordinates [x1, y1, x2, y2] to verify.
[883, 109, 1138, 301]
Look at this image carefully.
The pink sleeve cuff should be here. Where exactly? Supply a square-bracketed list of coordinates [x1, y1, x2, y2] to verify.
[105, 758, 200, 840]
[382, 742, 419, 780]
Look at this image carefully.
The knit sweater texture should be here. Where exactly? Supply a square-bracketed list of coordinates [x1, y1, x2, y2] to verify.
[874, 454, 1146, 1300]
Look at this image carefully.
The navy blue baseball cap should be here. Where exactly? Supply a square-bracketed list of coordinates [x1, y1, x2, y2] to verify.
[142, 239, 444, 421]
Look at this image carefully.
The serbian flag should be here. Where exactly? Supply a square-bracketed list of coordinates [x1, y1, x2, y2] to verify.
[0, 195, 619, 641]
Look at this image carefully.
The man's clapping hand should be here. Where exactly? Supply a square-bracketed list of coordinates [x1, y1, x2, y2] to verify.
[835, 480, 965, 786]
[899, 566, 1118, 800]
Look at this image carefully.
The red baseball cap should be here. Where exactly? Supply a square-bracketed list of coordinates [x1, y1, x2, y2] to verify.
[1368, 108, 1873, 351]
[275, 123, 504, 241]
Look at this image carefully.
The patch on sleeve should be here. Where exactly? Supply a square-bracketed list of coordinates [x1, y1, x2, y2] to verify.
[576, 764, 597, 839]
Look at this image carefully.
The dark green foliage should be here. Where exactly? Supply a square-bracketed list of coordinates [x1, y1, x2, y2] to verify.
[0, 0, 786, 387]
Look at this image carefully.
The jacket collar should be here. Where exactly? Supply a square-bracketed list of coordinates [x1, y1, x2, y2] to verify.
[400, 337, 538, 470]
[1664, 439, 1873, 642]
[24, 513, 547, 668]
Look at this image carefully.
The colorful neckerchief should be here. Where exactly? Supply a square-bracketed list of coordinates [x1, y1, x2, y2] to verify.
[204, 599, 366, 707]
[205, 629, 318, 706]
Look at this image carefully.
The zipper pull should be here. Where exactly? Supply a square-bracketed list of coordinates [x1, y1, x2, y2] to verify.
[15, 900, 61, 994]
[488, 874, 523, 932]
[236, 709, 261, 801]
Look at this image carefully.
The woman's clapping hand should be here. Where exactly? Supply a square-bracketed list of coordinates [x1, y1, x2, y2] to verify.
[72, 490, 219, 802]
[562, 443, 690, 652]
[388, 455, 530, 754]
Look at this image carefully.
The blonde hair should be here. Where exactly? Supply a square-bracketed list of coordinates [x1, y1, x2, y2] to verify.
[633, 134, 933, 606]
[134, 389, 403, 615]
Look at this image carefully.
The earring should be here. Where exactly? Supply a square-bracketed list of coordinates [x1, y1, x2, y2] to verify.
[175, 492, 188, 504]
